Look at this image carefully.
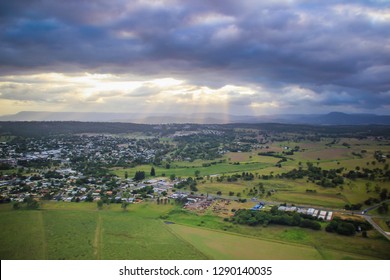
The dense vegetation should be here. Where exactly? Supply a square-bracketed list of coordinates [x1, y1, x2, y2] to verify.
[279, 163, 345, 187]
[232, 207, 321, 231]
[325, 217, 373, 236]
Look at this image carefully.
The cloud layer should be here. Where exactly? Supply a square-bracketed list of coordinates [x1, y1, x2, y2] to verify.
[1, 0, 389, 115]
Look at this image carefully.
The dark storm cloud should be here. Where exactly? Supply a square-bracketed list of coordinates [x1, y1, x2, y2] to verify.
[1, 0, 390, 112]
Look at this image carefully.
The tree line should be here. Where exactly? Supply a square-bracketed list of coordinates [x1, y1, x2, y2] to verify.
[231, 207, 321, 230]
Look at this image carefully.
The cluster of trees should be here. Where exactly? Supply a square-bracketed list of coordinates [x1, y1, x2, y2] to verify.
[12, 197, 39, 210]
[44, 170, 64, 179]
[364, 188, 389, 207]
[344, 203, 363, 210]
[18, 158, 51, 168]
[224, 172, 255, 182]
[228, 191, 240, 196]
[0, 163, 13, 170]
[248, 183, 266, 197]
[305, 189, 317, 193]
[132, 185, 154, 198]
[231, 207, 321, 231]
[241, 172, 255, 181]
[325, 217, 372, 236]
[174, 177, 198, 192]
[378, 202, 388, 214]
[279, 163, 344, 188]
[364, 197, 381, 206]
[201, 159, 225, 167]
[344, 168, 390, 181]
[374, 150, 388, 163]
[133, 171, 146, 181]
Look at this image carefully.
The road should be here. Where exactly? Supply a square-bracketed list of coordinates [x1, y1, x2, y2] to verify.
[358, 199, 390, 241]
[363, 215, 390, 241]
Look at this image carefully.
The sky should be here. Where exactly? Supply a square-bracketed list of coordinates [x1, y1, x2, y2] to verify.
[0, 0, 390, 116]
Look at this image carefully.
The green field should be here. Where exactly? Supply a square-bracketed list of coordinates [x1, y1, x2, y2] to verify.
[0, 202, 207, 260]
[168, 223, 384, 260]
[112, 161, 272, 179]
[168, 223, 323, 260]
[1, 201, 389, 260]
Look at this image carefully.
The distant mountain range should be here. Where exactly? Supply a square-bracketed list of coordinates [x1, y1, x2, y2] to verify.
[1, 111, 390, 125]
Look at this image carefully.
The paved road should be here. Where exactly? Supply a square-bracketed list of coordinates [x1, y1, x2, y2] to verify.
[358, 199, 390, 241]
[363, 215, 390, 241]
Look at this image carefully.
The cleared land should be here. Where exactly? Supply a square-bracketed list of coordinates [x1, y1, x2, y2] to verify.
[0, 202, 206, 260]
[167, 223, 323, 260]
[112, 161, 272, 179]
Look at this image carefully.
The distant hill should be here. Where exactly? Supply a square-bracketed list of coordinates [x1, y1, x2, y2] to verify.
[1, 111, 390, 125]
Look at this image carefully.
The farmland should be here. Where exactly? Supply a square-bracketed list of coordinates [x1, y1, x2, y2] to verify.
[0, 202, 207, 260]
[1, 201, 389, 260]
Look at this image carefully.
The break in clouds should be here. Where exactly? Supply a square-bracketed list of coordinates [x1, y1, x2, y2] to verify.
[0, 0, 390, 115]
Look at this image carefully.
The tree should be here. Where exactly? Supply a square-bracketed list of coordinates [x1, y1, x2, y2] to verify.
[12, 201, 21, 210]
[190, 184, 198, 192]
[300, 219, 321, 230]
[85, 194, 93, 202]
[25, 197, 39, 210]
[150, 167, 156, 176]
[325, 221, 339, 233]
[380, 188, 388, 201]
[378, 202, 388, 214]
[121, 201, 129, 211]
[134, 171, 145, 181]
[336, 222, 356, 236]
[97, 200, 104, 210]
[292, 213, 301, 226]
[194, 170, 200, 178]
[169, 174, 176, 181]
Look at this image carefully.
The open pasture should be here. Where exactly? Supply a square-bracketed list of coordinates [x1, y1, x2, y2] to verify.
[271, 192, 347, 208]
[0, 210, 46, 259]
[197, 181, 252, 196]
[112, 160, 273, 179]
[168, 223, 322, 260]
[224, 152, 280, 164]
[167, 221, 389, 260]
[296, 147, 351, 161]
[0, 202, 207, 260]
